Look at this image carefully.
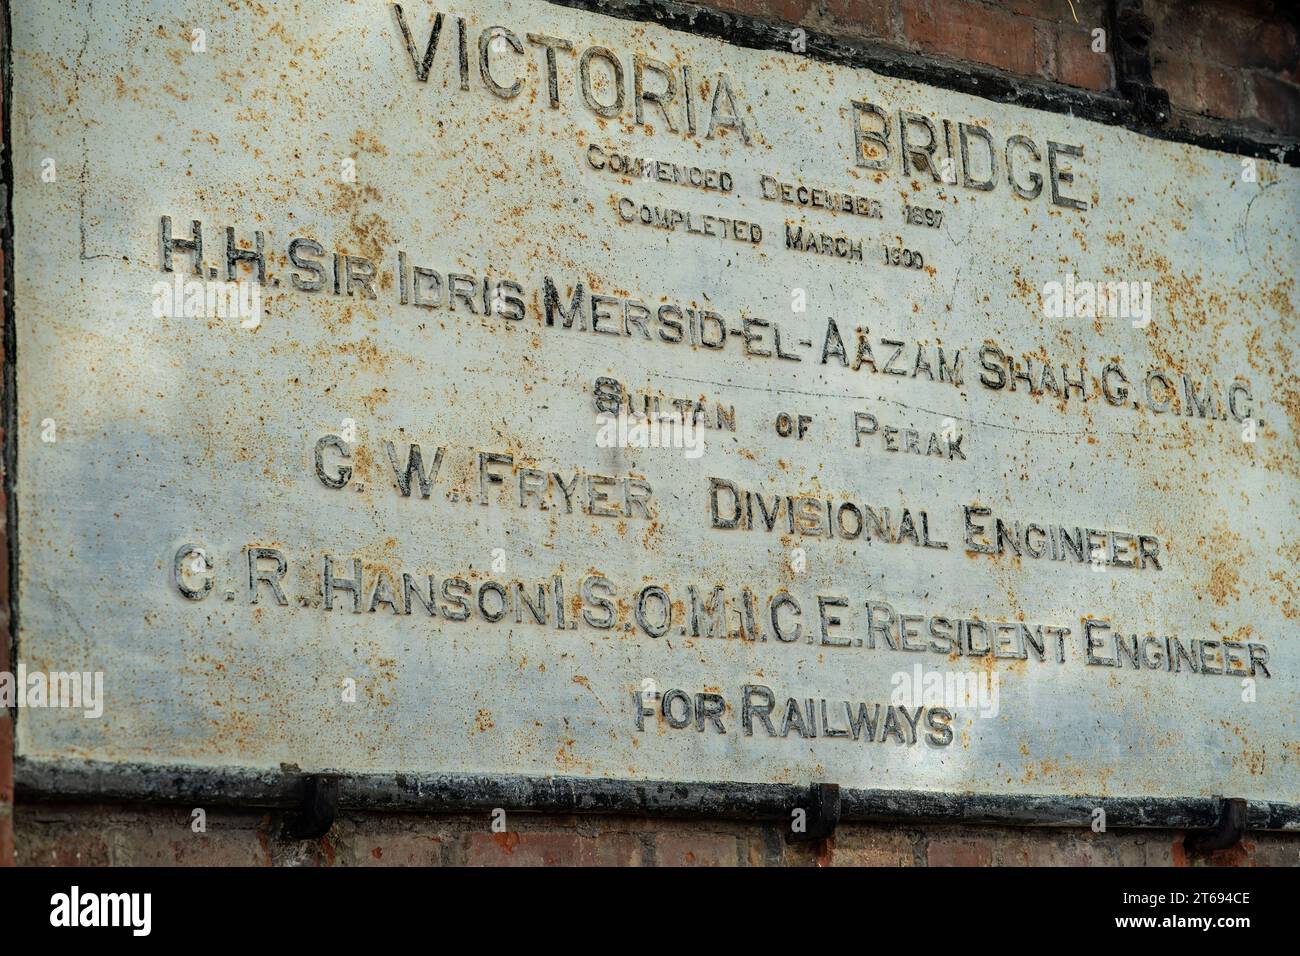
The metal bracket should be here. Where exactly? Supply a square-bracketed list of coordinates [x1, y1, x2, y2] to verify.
[282, 775, 339, 840]
[786, 783, 841, 844]
[1184, 797, 1248, 854]
[1111, 0, 1170, 125]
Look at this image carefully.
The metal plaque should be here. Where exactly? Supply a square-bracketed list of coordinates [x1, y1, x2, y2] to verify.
[9, 0, 1299, 808]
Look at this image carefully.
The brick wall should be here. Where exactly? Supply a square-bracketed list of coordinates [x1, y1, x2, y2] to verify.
[1151, 1, 1299, 133]
[13, 805, 1299, 867]
[705, 0, 1300, 136]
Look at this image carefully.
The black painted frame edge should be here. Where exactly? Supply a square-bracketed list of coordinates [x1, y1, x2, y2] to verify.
[14, 757, 1300, 831]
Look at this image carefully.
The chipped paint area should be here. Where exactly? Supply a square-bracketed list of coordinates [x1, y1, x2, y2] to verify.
[7, 0, 1299, 805]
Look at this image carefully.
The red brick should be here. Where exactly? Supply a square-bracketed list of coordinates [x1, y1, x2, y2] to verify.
[1201, 14, 1298, 72]
[19, 829, 112, 867]
[926, 836, 993, 866]
[0, 713, 11, 808]
[1056, 26, 1113, 90]
[6, 803, 1300, 867]
[902, 0, 1039, 76]
[1161, 1, 1224, 50]
[832, 828, 915, 866]
[1154, 57, 1245, 121]
[776, 839, 825, 867]
[993, 829, 1149, 866]
[462, 830, 643, 866]
[1249, 72, 1300, 135]
[711, 0, 815, 25]
[589, 833, 646, 866]
[464, 831, 583, 866]
[1000, 0, 1107, 25]
[1039, 836, 1117, 866]
[1250, 20, 1299, 73]
[1209, 0, 1290, 16]
[13, 807, 274, 866]
[655, 831, 740, 866]
[118, 835, 274, 867]
[1197, 63, 1246, 119]
[823, 0, 895, 40]
[1153, 53, 1198, 111]
[1246, 833, 1300, 867]
[1110, 835, 1162, 867]
[354, 834, 443, 867]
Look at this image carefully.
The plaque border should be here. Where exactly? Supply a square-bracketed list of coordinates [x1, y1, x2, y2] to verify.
[3, 0, 1298, 833]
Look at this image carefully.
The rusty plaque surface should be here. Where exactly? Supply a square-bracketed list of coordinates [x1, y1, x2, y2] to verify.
[9, 0, 1300, 806]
